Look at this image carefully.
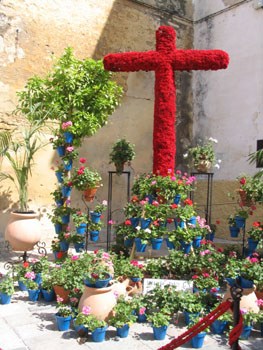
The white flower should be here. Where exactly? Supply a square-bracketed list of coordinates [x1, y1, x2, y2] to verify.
[183, 153, 188, 158]
[214, 164, 220, 169]
[136, 226, 141, 231]
[218, 159, 222, 163]
[209, 137, 218, 144]
[145, 228, 151, 233]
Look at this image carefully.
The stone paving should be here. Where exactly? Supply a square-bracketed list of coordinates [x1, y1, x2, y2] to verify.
[0, 248, 262, 350]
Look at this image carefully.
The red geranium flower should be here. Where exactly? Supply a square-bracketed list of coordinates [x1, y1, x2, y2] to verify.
[171, 204, 178, 209]
[216, 220, 220, 224]
[253, 222, 260, 227]
[80, 158, 86, 163]
[67, 181, 73, 187]
[184, 198, 193, 206]
[192, 275, 199, 279]
[239, 177, 246, 185]
[125, 220, 131, 225]
[57, 252, 64, 259]
[23, 262, 29, 268]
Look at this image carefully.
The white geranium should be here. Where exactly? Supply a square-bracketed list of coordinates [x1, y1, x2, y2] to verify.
[145, 228, 151, 233]
[183, 153, 188, 158]
[209, 137, 218, 144]
[136, 226, 141, 231]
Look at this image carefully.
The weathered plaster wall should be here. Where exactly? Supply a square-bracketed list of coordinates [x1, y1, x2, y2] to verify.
[0, 0, 194, 247]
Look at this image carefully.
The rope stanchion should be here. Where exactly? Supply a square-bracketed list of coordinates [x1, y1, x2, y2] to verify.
[157, 300, 232, 350]
[229, 309, 243, 350]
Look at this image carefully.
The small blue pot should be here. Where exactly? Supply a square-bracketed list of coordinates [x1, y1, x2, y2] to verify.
[55, 313, 72, 331]
[56, 146, 65, 157]
[240, 325, 252, 340]
[211, 320, 228, 334]
[54, 223, 62, 234]
[0, 292, 12, 304]
[63, 132, 74, 143]
[91, 326, 108, 342]
[28, 289, 40, 302]
[152, 325, 168, 340]
[84, 278, 96, 288]
[234, 216, 246, 228]
[174, 219, 185, 229]
[134, 238, 147, 252]
[205, 231, 215, 241]
[62, 186, 72, 197]
[90, 230, 100, 242]
[73, 318, 89, 335]
[117, 324, 130, 338]
[42, 289, 55, 302]
[229, 226, 240, 238]
[95, 274, 112, 288]
[35, 273, 42, 285]
[173, 194, 181, 204]
[130, 277, 141, 283]
[61, 214, 70, 224]
[151, 237, 163, 250]
[188, 216, 196, 226]
[165, 238, 175, 250]
[184, 310, 200, 325]
[62, 159, 72, 171]
[130, 217, 140, 227]
[190, 332, 206, 348]
[55, 199, 64, 206]
[18, 279, 28, 291]
[74, 242, 85, 252]
[193, 236, 202, 249]
[247, 238, 259, 251]
[179, 240, 193, 254]
[225, 277, 237, 287]
[140, 218, 151, 229]
[76, 223, 87, 234]
[124, 237, 134, 247]
[240, 277, 253, 289]
[55, 171, 63, 183]
[59, 241, 69, 252]
[137, 312, 147, 323]
[90, 212, 102, 223]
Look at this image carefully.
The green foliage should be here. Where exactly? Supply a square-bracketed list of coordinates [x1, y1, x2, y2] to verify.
[22, 278, 39, 290]
[71, 166, 102, 190]
[17, 47, 123, 141]
[108, 295, 137, 328]
[124, 201, 142, 218]
[146, 310, 170, 327]
[144, 258, 168, 278]
[188, 138, 217, 166]
[88, 219, 104, 232]
[56, 296, 72, 317]
[71, 210, 88, 227]
[176, 290, 204, 314]
[41, 275, 54, 293]
[114, 222, 137, 239]
[93, 200, 107, 213]
[0, 271, 15, 296]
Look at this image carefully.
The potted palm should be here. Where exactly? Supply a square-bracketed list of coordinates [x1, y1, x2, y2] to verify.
[109, 138, 135, 174]
[1, 120, 47, 251]
[71, 165, 102, 201]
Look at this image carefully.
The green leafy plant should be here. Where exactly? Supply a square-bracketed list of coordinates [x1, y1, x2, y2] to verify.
[247, 222, 263, 241]
[114, 222, 137, 239]
[0, 271, 15, 296]
[146, 310, 170, 327]
[41, 275, 54, 293]
[187, 314, 210, 333]
[72, 210, 88, 227]
[88, 220, 104, 232]
[50, 188, 64, 203]
[240, 308, 258, 326]
[191, 273, 219, 291]
[93, 200, 107, 213]
[71, 166, 102, 191]
[109, 138, 135, 174]
[187, 138, 218, 167]
[108, 295, 137, 328]
[13, 261, 33, 280]
[22, 278, 39, 290]
[84, 263, 111, 284]
[61, 147, 79, 165]
[234, 206, 251, 219]
[124, 201, 142, 218]
[122, 260, 144, 279]
[56, 295, 72, 317]
[70, 233, 85, 244]
[177, 291, 204, 314]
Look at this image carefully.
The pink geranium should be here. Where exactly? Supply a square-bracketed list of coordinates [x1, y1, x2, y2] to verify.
[79, 158, 86, 163]
[62, 121, 73, 130]
[139, 307, 146, 315]
[66, 146, 74, 152]
[71, 255, 79, 260]
[82, 306, 91, 315]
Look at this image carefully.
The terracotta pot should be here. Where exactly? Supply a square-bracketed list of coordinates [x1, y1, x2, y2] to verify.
[115, 162, 125, 174]
[194, 160, 212, 173]
[78, 285, 117, 321]
[255, 290, 263, 310]
[111, 276, 130, 296]
[222, 284, 260, 313]
[53, 285, 70, 304]
[5, 211, 41, 251]
[83, 185, 99, 202]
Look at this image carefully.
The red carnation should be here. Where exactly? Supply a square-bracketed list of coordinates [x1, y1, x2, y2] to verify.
[239, 177, 246, 185]
[125, 220, 131, 225]
[80, 158, 86, 164]
[217, 248, 223, 253]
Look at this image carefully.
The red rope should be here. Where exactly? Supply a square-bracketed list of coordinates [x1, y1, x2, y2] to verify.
[157, 300, 233, 350]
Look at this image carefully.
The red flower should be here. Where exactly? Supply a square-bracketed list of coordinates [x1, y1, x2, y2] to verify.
[250, 211, 253, 216]
[184, 198, 193, 206]
[200, 240, 206, 244]
[77, 211, 82, 215]
[171, 204, 178, 209]
[251, 205, 257, 211]
[216, 220, 220, 224]
[203, 273, 210, 277]
[77, 169, 84, 175]
[217, 248, 223, 253]
[192, 275, 199, 279]
[94, 249, 98, 254]
[253, 222, 260, 227]
[57, 252, 64, 259]
[153, 220, 160, 226]
[131, 196, 139, 203]
[177, 180, 183, 185]
[23, 262, 29, 268]
[125, 220, 131, 225]
[167, 218, 173, 224]
[101, 214, 104, 218]
[80, 158, 86, 163]
[67, 181, 73, 187]
[239, 177, 246, 185]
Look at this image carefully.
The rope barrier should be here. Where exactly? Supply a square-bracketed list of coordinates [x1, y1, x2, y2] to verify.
[157, 300, 243, 350]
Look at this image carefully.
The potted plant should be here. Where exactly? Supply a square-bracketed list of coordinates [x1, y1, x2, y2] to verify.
[54, 295, 72, 331]
[1, 120, 47, 251]
[109, 138, 135, 174]
[50, 133, 66, 157]
[177, 291, 204, 324]
[72, 210, 88, 233]
[240, 308, 258, 339]
[236, 174, 255, 206]
[22, 275, 40, 302]
[247, 222, 263, 251]
[83, 263, 111, 288]
[234, 206, 251, 228]
[50, 188, 64, 206]
[108, 295, 137, 338]
[146, 309, 170, 340]
[191, 273, 219, 294]
[114, 221, 137, 247]
[73, 305, 92, 336]
[123, 260, 144, 282]
[87, 314, 108, 342]
[71, 233, 85, 252]
[131, 294, 149, 322]
[41, 275, 55, 302]
[71, 165, 102, 201]
[227, 215, 240, 238]
[187, 314, 210, 348]
[88, 220, 104, 242]
[211, 304, 232, 334]
[187, 137, 219, 172]
[131, 173, 156, 201]
[124, 201, 142, 225]
[61, 146, 79, 171]
[90, 200, 107, 223]
[0, 271, 15, 304]
[14, 261, 33, 291]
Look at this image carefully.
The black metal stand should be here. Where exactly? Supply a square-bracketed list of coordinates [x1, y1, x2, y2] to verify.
[81, 195, 90, 252]
[190, 172, 214, 225]
[230, 277, 243, 350]
[107, 171, 131, 251]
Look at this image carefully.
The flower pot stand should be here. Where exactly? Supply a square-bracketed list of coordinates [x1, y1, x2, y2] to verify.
[222, 284, 260, 313]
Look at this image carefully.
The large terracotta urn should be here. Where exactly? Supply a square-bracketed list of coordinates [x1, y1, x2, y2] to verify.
[5, 211, 41, 251]
[78, 285, 117, 321]
[222, 284, 260, 313]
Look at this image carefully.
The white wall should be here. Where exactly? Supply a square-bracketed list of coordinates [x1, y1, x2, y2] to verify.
[193, 0, 263, 180]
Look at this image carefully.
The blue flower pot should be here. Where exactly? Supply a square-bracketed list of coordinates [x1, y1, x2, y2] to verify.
[173, 194, 181, 204]
[54, 224, 62, 234]
[240, 277, 253, 289]
[184, 310, 200, 325]
[61, 214, 70, 224]
[188, 216, 196, 226]
[42, 289, 55, 302]
[247, 238, 259, 251]
[76, 223, 87, 234]
[211, 320, 228, 334]
[205, 231, 215, 241]
[55, 313, 72, 331]
[0, 292, 11, 304]
[117, 324, 130, 338]
[59, 241, 69, 252]
[137, 312, 147, 323]
[83, 278, 96, 288]
[95, 274, 112, 288]
[179, 240, 193, 254]
[62, 159, 72, 171]
[234, 216, 246, 228]
[55, 199, 64, 206]
[193, 236, 202, 249]
[190, 332, 206, 348]
[62, 186, 72, 197]
[134, 238, 147, 252]
[124, 237, 134, 247]
[74, 242, 85, 252]
[140, 218, 151, 229]
[35, 273, 42, 285]
[28, 289, 40, 302]
[151, 238, 163, 250]
[229, 226, 240, 238]
[174, 219, 185, 229]
[225, 277, 237, 287]
[240, 325, 252, 340]
[91, 326, 108, 342]
[18, 279, 28, 291]
[130, 217, 140, 227]
[56, 146, 65, 157]
[90, 212, 102, 223]
[152, 325, 168, 340]
[90, 230, 100, 242]
[73, 318, 89, 335]
[55, 171, 63, 183]
[63, 132, 74, 143]
[130, 277, 141, 283]
[165, 238, 175, 250]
